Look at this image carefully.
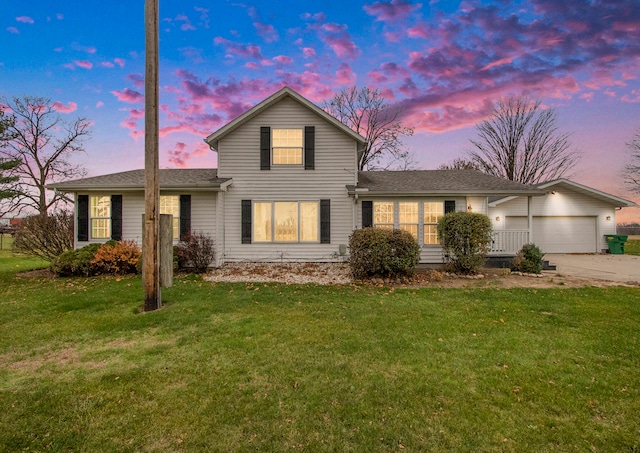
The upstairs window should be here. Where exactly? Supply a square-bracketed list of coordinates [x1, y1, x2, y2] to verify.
[272, 129, 303, 165]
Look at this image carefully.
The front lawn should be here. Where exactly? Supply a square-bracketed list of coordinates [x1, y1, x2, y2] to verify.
[0, 262, 638, 451]
[624, 237, 640, 256]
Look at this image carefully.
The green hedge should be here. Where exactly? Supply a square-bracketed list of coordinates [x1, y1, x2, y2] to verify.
[349, 227, 420, 279]
[437, 211, 492, 274]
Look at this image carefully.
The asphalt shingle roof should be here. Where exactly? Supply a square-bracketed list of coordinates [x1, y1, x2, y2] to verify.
[349, 170, 544, 196]
[48, 168, 229, 191]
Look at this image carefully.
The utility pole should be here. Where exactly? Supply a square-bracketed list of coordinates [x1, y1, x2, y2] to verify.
[143, 0, 160, 311]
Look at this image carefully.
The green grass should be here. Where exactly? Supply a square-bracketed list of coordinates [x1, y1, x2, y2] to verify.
[0, 258, 639, 452]
[624, 238, 640, 256]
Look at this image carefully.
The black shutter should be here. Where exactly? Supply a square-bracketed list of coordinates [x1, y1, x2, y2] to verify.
[241, 200, 252, 244]
[362, 201, 373, 228]
[444, 200, 456, 214]
[304, 126, 315, 170]
[111, 195, 122, 241]
[77, 195, 89, 242]
[320, 199, 330, 244]
[179, 195, 191, 241]
[260, 126, 271, 170]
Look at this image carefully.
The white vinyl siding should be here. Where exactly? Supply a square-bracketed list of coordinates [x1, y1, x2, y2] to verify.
[217, 96, 358, 262]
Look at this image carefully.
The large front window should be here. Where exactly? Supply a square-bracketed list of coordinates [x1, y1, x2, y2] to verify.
[90, 196, 110, 239]
[160, 195, 180, 239]
[254, 201, 318, 242]
[423, 202, 444, 245]
[272, 129, 303, 165]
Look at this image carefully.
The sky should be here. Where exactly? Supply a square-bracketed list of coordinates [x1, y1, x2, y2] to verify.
[1, 0, 639, 221]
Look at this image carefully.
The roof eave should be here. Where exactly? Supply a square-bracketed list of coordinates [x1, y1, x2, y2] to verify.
[348, 189, 546, 197]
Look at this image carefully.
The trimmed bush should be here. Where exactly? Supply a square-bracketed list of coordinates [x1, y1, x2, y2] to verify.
[91, 240, 141, 275]
[348, 227, 420, 279]
[437, 211, 493, 274]
[50, 243, 102, 277]
[512, 243, 544, 274]
[175, 231, 215, 273]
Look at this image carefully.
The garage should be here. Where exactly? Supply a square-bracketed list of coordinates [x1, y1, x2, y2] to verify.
[532, 216, 597, 253]
[504, 216, 598, 253]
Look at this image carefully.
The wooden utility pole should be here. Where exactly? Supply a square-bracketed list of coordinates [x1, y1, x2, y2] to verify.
[143, 0, 160, 311]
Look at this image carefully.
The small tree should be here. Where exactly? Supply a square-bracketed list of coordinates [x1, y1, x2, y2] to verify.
[324, 86, 414, 170]
[468, 97, 579, 184]
[12, 210, 74, 261]
[622, 127, 640, 194]
[437, 212, 493, 274]
[438, 157, 481, 171]
[0, 96, 91, 215]
[511, 243, 544, 274]
[175, 231, 215, 273]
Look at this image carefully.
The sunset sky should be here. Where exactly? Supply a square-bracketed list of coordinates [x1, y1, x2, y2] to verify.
[1, 0, 639, 221]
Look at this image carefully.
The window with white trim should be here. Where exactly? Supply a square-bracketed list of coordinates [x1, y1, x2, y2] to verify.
[160, 195, 180, 239]
[423, 202, 444, 245]
[373, 202, 394, 230]
[272, 129, 303, 165]
[90, 196, 110, 239]
[399, 202, 419, 240]
[253, 201, 319, 242]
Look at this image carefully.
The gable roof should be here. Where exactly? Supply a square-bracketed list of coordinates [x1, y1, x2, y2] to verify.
[489, 178, 636, 207]
[204, 86, 366, 150]
[47, 168, 231, 192]
[348, 170, 545, 197]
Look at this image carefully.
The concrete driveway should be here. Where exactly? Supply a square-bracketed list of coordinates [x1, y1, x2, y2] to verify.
[545, 254, 640, 283]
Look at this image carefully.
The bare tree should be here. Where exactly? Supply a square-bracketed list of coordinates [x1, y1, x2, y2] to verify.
[467, 97, 579, 184]
[438, 157, 481, 171]
[0, 96, 91, 215]
[622, 127, 640, 194]
[324, 86, 414, 170]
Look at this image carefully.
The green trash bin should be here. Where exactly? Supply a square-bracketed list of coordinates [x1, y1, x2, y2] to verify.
[605, 235, 628, 254]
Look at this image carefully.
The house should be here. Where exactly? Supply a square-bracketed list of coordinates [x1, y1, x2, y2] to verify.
[488, 179, 635, 253]
[48, 87, 634, 264]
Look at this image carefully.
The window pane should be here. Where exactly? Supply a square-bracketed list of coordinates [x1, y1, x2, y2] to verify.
[254, 202, 272, 242]
[374, 202, 394, 226]
[300, 202, 318, 242]
[273, 148, 302, 165]
[400, 224, 418, 239]
[91, 219, 110, 239]
[424, 224, 439, 245]
[160, 196, 180, 239]
[399, 202, 418, 223]
[273, 129, 302, 147]
[90, 196, 110, 218]
[424, 202, 443, 223]
[275, 202, 298, 242]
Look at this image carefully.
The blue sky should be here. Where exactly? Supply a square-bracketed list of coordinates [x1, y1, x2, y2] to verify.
[1, 0, 639, 220]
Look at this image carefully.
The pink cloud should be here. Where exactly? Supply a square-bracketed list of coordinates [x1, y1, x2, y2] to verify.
[167, 142, 190, 167]
[52, 101, 77, 113]
[363, 0, 422, 22]
[303, 47, 316, 58]
[254, 21, 279, 43]
[101, 61, 115, 68]
[114, 58, 125, 68]
[7, 27, 19, 34]
[273, 55, 293, 64]
[112, 88, 144, 103]
[74, 60, 93, 69]
[96, 101, 104, 108]
[16, 16, 34, 24]
[335, 63, 356, 85]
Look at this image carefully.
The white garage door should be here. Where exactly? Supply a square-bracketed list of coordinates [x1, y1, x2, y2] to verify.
[532, 216, 597, 253]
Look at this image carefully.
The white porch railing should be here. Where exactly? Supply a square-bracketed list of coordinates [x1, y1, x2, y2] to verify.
[489, 230, 529, 255]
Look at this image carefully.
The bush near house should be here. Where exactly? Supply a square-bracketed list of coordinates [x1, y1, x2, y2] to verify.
[51, 240, 141, 277]
[11, 211, 73, 261]
[175, 231, 216, 273]
[437, 211, 493, 274]
[512, 243, 545, 274]
[348, 227, 420, 279]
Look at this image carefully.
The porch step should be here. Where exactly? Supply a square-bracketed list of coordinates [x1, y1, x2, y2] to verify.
[542, 260, 557, 271]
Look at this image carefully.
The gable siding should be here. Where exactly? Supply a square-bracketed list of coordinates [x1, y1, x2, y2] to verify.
[217, 97, 358, 262]
[488, 188, 617, 252]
